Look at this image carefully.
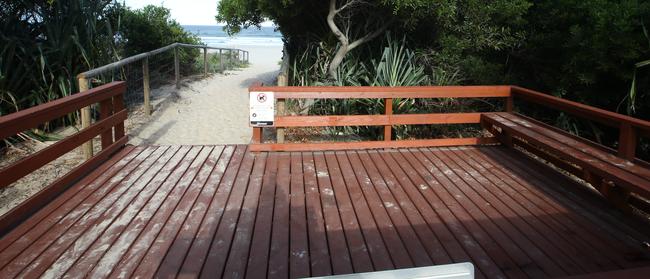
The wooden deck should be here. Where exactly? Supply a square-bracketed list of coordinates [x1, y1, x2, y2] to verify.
[1, 145, 649, 278]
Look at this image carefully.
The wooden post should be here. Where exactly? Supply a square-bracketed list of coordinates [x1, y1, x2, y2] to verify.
[78, 77, 93, 159]
[228, 49, 232, 69]
[506, 96, 514, 112]
[142, 57, 151, 115]
[219, 49, 224, 72]
[384, 98, 393, 141]
[252, 127, 262, 144]
[618, 123, 637, 160]
[174, 46, 180, 89]
[277, 73, 288, 143]
[203, 47, 208, 77]
[99, 98, 114, 149]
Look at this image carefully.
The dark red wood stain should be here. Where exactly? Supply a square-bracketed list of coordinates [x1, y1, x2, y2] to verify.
[0, 145, 648, 278]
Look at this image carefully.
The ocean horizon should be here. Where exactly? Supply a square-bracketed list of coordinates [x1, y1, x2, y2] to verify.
[182, 25, 283, 47]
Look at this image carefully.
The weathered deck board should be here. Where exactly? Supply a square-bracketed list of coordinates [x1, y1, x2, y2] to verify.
[0, 145, 648, 279]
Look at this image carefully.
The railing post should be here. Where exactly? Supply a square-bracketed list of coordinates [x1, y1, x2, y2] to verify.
[203, 47, 208, 77]
[99, 97, 114, 149]
[384, 98, 393, 141]
[506, 96, 514, 112]
[78, 77, 93, 159]
[143, 57, 151, 115]
[228, 49, 232, 69]
[275, 98, 286, 143]
[252, 127, 262, 144]
[219, 49, 224, 72]
[174, 46, 180, 89]
[618, 123, 637, 160]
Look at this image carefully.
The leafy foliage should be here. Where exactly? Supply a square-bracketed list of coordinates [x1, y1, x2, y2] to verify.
[0, 1, 200, 120]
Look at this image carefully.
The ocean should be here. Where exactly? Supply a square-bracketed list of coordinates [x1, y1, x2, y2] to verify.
[182, 25, 283, 47]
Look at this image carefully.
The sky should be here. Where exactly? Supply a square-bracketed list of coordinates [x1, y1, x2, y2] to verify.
[123, 0, 274, 26]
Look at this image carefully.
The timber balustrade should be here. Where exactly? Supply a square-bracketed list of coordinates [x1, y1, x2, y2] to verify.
[510, 86, 650, 161]
[248, 85, 511, 151]
[0, 82, 128, 233]
[249, 85, 650, 160]
[77, 43, 249, 159]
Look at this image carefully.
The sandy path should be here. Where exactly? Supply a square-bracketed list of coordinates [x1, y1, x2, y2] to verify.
[129, 45, 282, 145]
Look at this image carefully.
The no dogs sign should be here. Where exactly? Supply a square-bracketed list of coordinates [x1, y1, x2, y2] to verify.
[249, 91, 274, 127]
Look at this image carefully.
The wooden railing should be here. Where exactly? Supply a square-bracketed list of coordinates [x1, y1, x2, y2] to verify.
[76, 43, 249, 159]
[0, 81, 128, 234]
[248, 85, 511, 151]
[511, 86, 650, 161]
[248, 85, 650, 159]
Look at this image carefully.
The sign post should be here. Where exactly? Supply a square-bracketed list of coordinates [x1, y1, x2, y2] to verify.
[250, 91, 275, 127]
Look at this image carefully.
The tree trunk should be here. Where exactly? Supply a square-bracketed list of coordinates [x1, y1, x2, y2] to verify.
[328, 45, 349, 78]
[325, 0, 391, 79]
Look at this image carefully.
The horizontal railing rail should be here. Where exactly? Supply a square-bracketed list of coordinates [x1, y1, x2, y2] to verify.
[248, 85, 511, 151]
[0, 81, 128, 235]
[77, 43, 249, 79]
[76, 43, 249, 159]
[511, 86, 650, 160]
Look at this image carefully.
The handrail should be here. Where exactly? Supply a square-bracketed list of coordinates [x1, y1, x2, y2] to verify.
[248, 85, 509, 151]
[0, 82, 126, 139]
[511, 86, 650, 159]
[0, 81, 128, 234]
[76, 42, 249, 159]
[511, 86, 650, 135]
[77, 43, 248, 79]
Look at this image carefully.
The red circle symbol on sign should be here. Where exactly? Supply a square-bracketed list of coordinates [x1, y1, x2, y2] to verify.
[257, 93, 267, 103]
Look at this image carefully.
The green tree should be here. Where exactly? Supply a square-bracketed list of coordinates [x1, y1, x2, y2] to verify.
[119, 5, 201, 56]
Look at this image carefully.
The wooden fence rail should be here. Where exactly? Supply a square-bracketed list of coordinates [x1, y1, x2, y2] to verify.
[248, 85, 511, 151]
[76, 43, 249, 159]
[248, 85, 650, 161]
[511, 86, 650, 160]
[0, 82, 128, 234]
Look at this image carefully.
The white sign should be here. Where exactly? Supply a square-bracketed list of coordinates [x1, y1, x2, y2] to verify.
[249, 91, 275, 127]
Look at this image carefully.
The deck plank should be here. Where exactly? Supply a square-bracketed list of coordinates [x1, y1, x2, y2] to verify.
[245, 152, 279, 278]
[429, 147, 588, 275]
[103, 146, 204, 278]
[120, 146, 213, 277]
[335, 151, 394, 271]
[355, 150, 434, 267]
[155, 146, 233, 277]
[221, 151, 267, 278]
[302, 152, 333, 277]
[289, 152, 311, 278]
[367, 150, 453, 264]
[324, 152, 374, 273]
[313, 152, 354, 275]
[3, 146, 166, 278]
[199, 146, 256, 279]
[61, 145, 185, 278]
[1, 145, 648, 279]
[448, 147, 621, 270]
[176, 145, 247, 277]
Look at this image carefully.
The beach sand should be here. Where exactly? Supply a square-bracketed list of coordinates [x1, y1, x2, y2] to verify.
[128, 44, 283, 145]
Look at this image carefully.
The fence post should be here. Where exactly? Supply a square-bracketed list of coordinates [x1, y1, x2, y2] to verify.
[618, 123, 637, 160]
[219, 49, 224, 72]
[174, 46, 180, 89]
[384, 98, 393, 141]
[78, 76, 93, 159]
[276, 50, 290, 143]
[203, 47, 208, 77]
[143, 57, 151, 115]
[228, 49, 232, 69]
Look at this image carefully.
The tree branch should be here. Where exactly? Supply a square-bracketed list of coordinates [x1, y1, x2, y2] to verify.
[348, 18, 393, 50]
